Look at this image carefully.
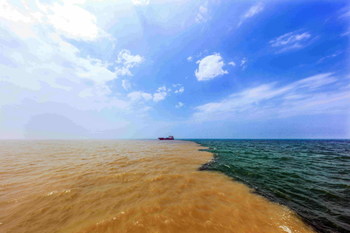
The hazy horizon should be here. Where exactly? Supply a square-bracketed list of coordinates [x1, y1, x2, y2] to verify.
[1, 137, 349, 140]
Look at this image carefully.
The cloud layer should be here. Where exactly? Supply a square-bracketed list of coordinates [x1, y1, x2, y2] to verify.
[270, 31, 313, 53]
[193, 73, 350, 122]
[0, 0, 149, 138]
[0, 0, 347, 139]
[238, 2, 264, 27]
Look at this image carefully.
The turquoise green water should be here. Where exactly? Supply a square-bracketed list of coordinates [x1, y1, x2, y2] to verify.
[192, 139, 350, 233]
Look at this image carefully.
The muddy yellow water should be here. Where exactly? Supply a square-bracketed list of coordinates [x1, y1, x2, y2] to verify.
[0, 140, 315, 233]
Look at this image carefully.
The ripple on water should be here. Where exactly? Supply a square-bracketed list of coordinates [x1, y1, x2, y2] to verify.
[0, 140, 316, 233]
[195, 139, 350, 233]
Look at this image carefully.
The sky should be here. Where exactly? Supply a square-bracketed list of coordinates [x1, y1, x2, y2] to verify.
[0, 0, 349, 139]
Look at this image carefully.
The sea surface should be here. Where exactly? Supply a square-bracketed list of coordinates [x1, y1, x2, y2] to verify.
[194, 139, 350, 233]
[0, 140, 316, 233]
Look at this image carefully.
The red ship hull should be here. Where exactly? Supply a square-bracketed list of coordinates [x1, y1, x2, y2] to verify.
[158, 136, 174, 140]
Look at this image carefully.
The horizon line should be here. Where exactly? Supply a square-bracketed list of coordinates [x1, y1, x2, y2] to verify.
[0, 138, 349, 140]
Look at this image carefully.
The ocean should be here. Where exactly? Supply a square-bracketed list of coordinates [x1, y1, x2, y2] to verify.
[194, 139, 350, 233]
[0, 139, 348, 233]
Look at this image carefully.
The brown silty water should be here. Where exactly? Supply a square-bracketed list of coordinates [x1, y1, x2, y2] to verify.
[0, 140, 315, 233]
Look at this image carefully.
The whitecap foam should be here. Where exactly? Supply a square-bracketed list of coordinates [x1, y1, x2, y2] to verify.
[279, 225, 292, 233]
[46, 191, 57, 196]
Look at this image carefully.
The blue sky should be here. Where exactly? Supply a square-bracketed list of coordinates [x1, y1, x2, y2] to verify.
[0, 0, 349, 139]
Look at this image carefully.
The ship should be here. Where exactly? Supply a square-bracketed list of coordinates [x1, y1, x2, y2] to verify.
[158, 136, 174, 140]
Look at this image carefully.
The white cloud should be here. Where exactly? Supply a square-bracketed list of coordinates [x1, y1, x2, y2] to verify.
[116, 49, 144, 76]
[338, 8, 350, 36]
[269, 31, 312, 53]
[317, 51, 342, 64]
[176, 102, 184, 108]
[0, 0, 104, 41]
[47, 1, 100, 41]
[122, 79, 132, 90]
[0, 0, 147, 51]
[228, 61, 236, 66]
[153, 92, 167, 102]
[341, 29, 350, 37]
[126, 84, 184, 104]
[338, 7, 350, 19]
[238, 3, 264, 27]
[0, 1, 33, 23]
[0, 27, 116, 95]
[175, 86, 184, 94]
[0, 0, 151, 138]
[128, 91, 153, 102]
[153, 86, 170, 102]
[187, 56, 193, 62]
[240, 58, 247, 70]
[243, 3, 264, 19]
[127, 86, 172, 103]
[117, 49, 144, 65]
[132, 0, 150, 6]
[195, 53, 228, 81]
[195, 3, 209, 23]
[173, 84, 185, 94]
[193, 73, 350, 122]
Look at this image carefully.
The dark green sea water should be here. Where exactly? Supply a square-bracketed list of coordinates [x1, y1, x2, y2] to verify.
[192, 139, 350, 233]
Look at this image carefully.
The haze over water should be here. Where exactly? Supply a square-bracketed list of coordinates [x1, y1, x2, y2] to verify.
[0, 140, 315, 233]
